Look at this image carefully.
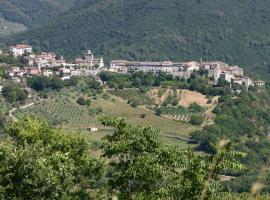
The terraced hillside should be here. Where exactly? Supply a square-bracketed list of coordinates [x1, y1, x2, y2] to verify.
[17, 97, 95, 127]
[108, 88, 155, 106]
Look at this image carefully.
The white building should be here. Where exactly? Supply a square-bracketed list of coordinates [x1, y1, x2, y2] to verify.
[42, 69, 54, 77]
[59, 68, 71, 75]
[9, 44, 32, 57]
[88, 127, 98, 132]
[253, 80, 265, 87]
[242, 77, 253, 87]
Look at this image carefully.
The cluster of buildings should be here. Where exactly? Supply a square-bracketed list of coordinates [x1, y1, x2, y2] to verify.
[26, 52, 66, 68]
[1, 44, 265, 87]
[4, 45, 105, 81]
[109, 60, 265, 87]
[8, 45, 104, 69]
[6, 65, 101, 82]
[6, 66, 39, 82]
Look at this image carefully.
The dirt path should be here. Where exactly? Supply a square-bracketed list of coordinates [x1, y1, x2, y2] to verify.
[160, 133, 195, 142]
[9, 100, 43, 122]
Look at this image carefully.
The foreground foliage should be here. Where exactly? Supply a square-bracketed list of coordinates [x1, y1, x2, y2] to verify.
[0, 116, 247, 199]
[99, 116, 245, 200]
[192, 88, 270, 192]
[0, 117, 103, 199]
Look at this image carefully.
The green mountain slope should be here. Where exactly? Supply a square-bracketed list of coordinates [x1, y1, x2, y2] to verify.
[6, 0, 270, 78]
[0, 0, 78, 26]
[0, 17, 26, 36]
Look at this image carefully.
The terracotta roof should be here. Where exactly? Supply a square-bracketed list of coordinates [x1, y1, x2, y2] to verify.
[15, 44, 32, 49]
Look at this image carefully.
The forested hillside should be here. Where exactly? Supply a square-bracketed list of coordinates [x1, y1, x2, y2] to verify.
[0, 0, 78, 26]
[5, 0, 270, 79]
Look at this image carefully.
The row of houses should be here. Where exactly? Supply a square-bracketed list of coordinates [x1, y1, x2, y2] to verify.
[7, 65, 100, 82]
[109, 60, 264, 87]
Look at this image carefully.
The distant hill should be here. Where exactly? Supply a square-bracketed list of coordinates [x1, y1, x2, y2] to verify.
[3, 0, 270, 78]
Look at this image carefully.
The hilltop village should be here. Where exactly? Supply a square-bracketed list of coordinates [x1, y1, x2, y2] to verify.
[0, 44, 265, 87]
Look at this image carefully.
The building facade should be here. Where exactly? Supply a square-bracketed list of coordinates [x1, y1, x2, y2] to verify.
[109, 60, 261, 88]
[9, 45, 32, 57]
[75, 50, 104, 68]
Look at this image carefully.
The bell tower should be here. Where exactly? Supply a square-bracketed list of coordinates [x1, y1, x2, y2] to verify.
[85, 50, 94, 67]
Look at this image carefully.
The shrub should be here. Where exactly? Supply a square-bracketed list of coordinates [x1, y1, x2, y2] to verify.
[189, 103, 204, 113]
[190, 115, 204, 125]
[77, 97, 91, 106]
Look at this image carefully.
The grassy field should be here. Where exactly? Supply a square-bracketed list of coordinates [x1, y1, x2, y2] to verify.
[148, 88, 218, 107]
[108, 88, 155, 106]
[91, 98, 198, 137]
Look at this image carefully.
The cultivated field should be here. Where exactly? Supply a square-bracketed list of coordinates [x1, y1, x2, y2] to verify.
[17, 93, 199, 149]
[17, 97, 96, 127]
[148, 88, 218, 121]
[91, 98, 198, 137]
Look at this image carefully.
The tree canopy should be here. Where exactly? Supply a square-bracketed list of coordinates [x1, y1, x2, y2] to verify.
[0, 117, 103, 199]
[99, 116, 245, 200]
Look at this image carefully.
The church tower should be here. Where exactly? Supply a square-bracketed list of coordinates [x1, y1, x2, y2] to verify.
[85, 50, 94, 67]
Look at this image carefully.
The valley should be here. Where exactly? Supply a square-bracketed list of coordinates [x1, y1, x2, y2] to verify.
[0, 1, 270, 199]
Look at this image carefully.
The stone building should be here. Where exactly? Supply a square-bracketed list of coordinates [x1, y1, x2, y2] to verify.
[75, 50, 104, 68]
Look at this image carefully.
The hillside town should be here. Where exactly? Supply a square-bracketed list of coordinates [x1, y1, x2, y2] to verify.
[0, 44, 265, 87]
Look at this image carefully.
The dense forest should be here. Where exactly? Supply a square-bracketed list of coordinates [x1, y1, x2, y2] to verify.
[0, 0, 78, 26]
[2, 0, 270, 79]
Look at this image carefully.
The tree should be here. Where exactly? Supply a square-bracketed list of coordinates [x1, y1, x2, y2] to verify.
[77, 97, 91, 106]
[99, 116, 246, 200]
[189, 103, 204, 113]
[156, 108, 162, 116]
[217, 77, 230, 87]
[190, 115, 204, 125]
[0, 117, 103, 199]
[50, 76, 64, 91]
[27, 76, 50, 91]
[2, 84, 28, 103]
[99, 116, 184, 199]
